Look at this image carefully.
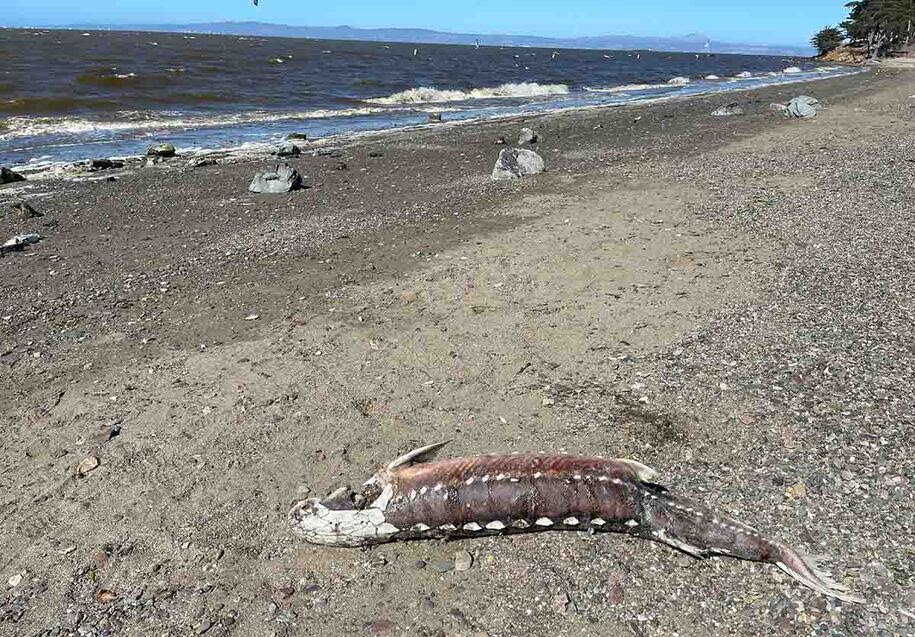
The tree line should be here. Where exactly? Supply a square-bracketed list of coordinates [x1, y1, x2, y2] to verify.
[812, 0, 915, 57]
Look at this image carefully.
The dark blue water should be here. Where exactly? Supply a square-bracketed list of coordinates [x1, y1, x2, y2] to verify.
[0, 28, 857, 167]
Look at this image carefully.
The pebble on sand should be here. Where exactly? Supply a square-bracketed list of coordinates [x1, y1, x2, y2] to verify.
[78, 456, 100, 476]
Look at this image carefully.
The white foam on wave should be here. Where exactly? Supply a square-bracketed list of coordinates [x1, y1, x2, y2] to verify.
[783, 66, 803, 74]
[366, 82, 569, 105]
[0, 107, 392, 140]
[583, 83, 672, 93]
[667, 76, 691, 86]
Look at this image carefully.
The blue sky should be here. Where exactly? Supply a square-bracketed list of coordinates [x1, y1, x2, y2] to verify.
[5, 0, 849, 45]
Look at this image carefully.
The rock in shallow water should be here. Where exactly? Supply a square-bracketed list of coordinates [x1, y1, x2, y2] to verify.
[249, 163, 303, 193]
[491, 148, 545, 181]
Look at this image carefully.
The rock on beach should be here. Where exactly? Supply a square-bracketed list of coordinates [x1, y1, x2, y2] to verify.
[146, 143, 177, 158]
[1, 166, 25, 184]
[711, 102, 745, 117]
[249, 163, 304, 193]
[491, 148, 545, 181]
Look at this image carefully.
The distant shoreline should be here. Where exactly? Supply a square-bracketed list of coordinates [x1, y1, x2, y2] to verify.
[0, 24, 815, 57]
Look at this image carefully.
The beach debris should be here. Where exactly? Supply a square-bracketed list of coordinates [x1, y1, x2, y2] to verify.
[249, 163, 303, 194]
[1, 233, 41, 255]
[7, 573, 23, 588]
[96, 589, 118, 604]
[711, 102, 745, 117]
[146, 143, 177, 158]
[77, 455, 100, 476]
[187, 156, 218, 168]
[668, 76, 691, 86]
[0, 166, 25, 184]
[491, 148, 545, 181]
[285, 132, 308, 141]
[769, 103, 789, 114]
[785, 96, 819, 118]
[289, 443, 864, 603]
[518, 127, 539, 145]
[10, 201, 42, 220]
[274, 142, 302, 157]
[428, 112, 443, 123]
[88, 159, 124, 171]
[495, 136, 507, 145]
[335, 161, 348, 171]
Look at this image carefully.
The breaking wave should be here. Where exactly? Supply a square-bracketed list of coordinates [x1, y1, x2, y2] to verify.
[367, 82, 570, 105]
[0, 107, 391, 140]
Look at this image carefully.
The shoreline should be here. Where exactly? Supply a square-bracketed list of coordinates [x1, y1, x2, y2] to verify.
[1, 67, 912, 636]
[2, 65, 864, 176]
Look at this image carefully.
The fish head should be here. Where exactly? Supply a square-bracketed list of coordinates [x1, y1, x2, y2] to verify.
[288, 485, 399, 547]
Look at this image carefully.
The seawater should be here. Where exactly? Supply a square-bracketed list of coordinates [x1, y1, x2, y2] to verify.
[0, 28, 859, 166]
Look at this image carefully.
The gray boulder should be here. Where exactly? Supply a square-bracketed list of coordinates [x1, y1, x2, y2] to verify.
[786, 96, 818, 118]
[491, 148, 545, 181]
[249, 163, 303, 194]
[518, 127, 539, 145]
[274, 142, 302, 157]
[0, 166, 25, 184]
[146, 143, 177, 158]
[711, 102, 745, 117]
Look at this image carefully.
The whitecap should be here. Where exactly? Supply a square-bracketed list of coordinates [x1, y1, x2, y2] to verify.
[366, 82, 569, 105]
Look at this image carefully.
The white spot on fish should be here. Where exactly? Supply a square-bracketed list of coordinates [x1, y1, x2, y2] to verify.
[481, 475, 490, 482]
[496, 474, 506, 481]
[463, 522, 482, 532]
[573, 474, 581, 481]
[625, 519, 639, 527]
[533, 472, 542, 479]
[420, 486, 428, 495]
[439, 524, 457, 531]
[411, 523, 430, 532]
[592, 518, 606, 526]
[465, 477, 475, 486]
[563, 517, 580, 525]
[598, 476, 609, 482]
[433, 483, 443, 491]
[535, 517, 554, 527]
[486, 521, 506, 530]
[512, 519, 531, 529]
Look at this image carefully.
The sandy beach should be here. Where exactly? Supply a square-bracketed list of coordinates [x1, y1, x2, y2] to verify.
[1, 67, 913, 636]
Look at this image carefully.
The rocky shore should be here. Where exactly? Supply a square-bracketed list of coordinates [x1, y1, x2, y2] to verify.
[1, 67, 913, 636]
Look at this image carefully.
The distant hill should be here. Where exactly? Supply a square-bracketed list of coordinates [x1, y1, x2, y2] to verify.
[57, 22, 815, 56]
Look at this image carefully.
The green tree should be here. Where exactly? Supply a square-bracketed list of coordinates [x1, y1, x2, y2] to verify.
[843, 0, 915, 58]
[811, 26, 845, 54]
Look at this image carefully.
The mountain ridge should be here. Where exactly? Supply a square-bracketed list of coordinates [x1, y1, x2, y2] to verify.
[37, 22, 814, 56]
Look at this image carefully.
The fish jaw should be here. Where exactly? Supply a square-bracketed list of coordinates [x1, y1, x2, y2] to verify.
[288, 498, 399, 547]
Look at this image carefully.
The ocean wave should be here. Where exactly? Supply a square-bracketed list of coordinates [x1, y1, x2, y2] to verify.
[583, 83, 675, 94]
[366, 82, 569, 105]
[0, 107, 393, 140]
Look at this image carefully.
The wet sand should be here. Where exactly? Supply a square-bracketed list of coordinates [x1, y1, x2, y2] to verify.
[1, 67, 913, 636]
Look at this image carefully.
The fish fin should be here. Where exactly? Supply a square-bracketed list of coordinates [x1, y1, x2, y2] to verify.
[617, 459, 659, 483]
[775, 549, 864, 604]
[654, 529, 708, 559]
[387, 441, 451, 471]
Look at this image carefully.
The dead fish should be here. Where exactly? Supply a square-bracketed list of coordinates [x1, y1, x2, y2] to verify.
[289, 442, 862, 603]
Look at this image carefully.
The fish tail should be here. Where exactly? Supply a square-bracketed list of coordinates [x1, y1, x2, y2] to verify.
[774, 547, 864, 604]
[642, 490, 863, 603]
